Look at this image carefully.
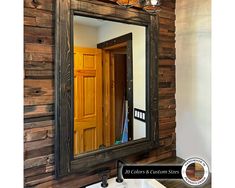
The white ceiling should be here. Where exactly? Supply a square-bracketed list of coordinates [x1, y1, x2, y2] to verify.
[74, 15, 108, 27]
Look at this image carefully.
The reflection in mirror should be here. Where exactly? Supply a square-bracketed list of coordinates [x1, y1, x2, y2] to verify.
[73, 15, 146, 156]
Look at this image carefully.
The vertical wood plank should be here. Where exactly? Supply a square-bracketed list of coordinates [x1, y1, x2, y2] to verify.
[55, 0, 71, 178]
[149, 15, 159, 144]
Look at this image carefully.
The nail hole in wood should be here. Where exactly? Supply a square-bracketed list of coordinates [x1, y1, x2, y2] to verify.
[32, 0, 40, 8]
[37, 38, 43, 43]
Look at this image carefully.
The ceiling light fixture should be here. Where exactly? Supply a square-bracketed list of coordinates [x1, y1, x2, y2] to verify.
[116, 0, 135, 8]
[140, 0, 162, 14]
[116, 0, 162, 14]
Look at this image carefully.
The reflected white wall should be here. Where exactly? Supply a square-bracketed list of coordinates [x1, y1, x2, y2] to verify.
[73, 24, 98, 48]
[98, 22, 146, 140]
[74, 17, 146, 139]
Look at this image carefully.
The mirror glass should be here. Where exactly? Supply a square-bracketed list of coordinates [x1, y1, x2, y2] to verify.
[73, 15, 146, 156]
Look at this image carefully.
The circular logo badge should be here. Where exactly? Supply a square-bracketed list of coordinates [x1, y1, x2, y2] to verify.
[181, 157, 209, 186]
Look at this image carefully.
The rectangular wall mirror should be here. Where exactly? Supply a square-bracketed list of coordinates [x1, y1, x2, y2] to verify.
[73, 15, 146, 156]
[55, 0, 159, 178]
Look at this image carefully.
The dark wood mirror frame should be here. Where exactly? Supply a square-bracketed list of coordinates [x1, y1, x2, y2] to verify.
[55, 0, 159, 178]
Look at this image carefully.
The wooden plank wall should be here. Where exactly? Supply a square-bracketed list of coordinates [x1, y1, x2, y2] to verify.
[24, 0, 176, 187]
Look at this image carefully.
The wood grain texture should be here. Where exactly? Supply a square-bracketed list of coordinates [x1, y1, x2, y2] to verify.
[24, 0, 176, 187]
[24, 0, 54, 11]
[54, 0, 72, 178]
[71, 0, 150, 25]
[56, 0, 160, 178]
[24, 6, 54, 28]
[73, 47, 103, 155]
[24, 79, 54, 106]
[24, 125, 53, 142]
[24, 104, 54, 118]
[24, 26, 54, 45]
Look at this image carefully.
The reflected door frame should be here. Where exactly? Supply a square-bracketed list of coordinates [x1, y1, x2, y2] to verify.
[97, 33, 133, 146]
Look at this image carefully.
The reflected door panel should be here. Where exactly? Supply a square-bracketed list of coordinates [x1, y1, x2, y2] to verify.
[74, 47, 102, 155]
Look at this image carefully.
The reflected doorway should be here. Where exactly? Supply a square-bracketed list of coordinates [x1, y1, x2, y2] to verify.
[73, 15, 146, 157]
[74, 35, 133, 155]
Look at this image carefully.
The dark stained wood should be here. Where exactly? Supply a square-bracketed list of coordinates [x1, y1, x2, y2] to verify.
[159, 35, 175, 42]
[24, 79, 54, 106]
[159, 122, 176, 131]
[25, 52, 54, 62]
[24, 0, 176, 186]
[24, 0, 54, 11]
[148, 15, 159, 143]
[24, 16, 53, 28]
[159, 59, 175, 65]
[25, 173, 54, 187]
[24, 26, 54, 45]
[25, 165, 54, 178]
[24, 120, 54, 129]
[24, 154, 54, 169]
[24, 69, 54, 79]
[24, 61, 53, 72]
[24, 104, 54, 119]
[24, 6, 54, 28]
[160, 17, 175, 25]
[25, 138, 54, 152]
[55, 0, 160, 178]
[159, 65, 175, 89]
[54, 0, 72, 178]
[24, 8, 53, 19]
[126, 39, 133, 141]
[24, 129, 47, 142]
[25, 145, 54, 160]
[97, 33, 132, 49]
[159, 98, 176, 109]
[24, 125, 53, 142]
[25, 43, 53, 54]
[71, 0, 150, 26]
[24, 16, 36, 26]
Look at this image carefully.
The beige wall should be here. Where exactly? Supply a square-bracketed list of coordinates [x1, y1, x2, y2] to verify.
[98, 22, 146, 140]
[176, 0, 211, 169]
[73, 23, 98, 48]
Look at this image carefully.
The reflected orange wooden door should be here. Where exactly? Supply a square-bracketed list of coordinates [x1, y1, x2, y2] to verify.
[74, 47, 102, 155]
